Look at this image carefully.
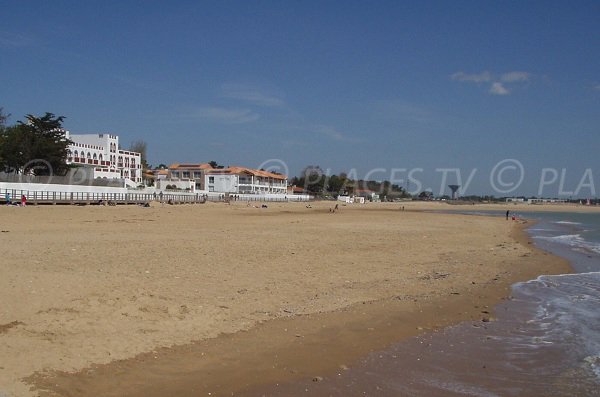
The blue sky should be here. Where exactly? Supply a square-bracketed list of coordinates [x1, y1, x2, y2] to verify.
[1, 1, 599, 197]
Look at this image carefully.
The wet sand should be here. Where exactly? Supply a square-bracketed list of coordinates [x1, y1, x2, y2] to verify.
[0, 201, 577, 396]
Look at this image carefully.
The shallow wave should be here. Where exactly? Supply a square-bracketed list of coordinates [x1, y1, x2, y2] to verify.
[512, 272, 600, 380]
[534, 234, 600, 254]
[584, 355, 600, 379]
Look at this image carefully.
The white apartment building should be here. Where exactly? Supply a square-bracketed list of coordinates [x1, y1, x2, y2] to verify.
[65, 131, 142, 186]
[167, 163, 213, 191]
[205, 167, 287, 194]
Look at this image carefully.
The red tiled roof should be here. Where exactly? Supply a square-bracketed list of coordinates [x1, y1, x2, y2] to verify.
[168, 163, 214, 170]
[206, 166, 287, 180]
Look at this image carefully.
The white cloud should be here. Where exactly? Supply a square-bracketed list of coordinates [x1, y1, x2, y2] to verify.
[451, 71, 492, 83]
[501, 71, 530, 82]
[0, 32, 33, 48]
[489, 82, 510, 95]
[190, 107, 259, 124]
[452, 70, 532, 96]
[313, 125, 346, 141]
[220, 83, 285, 107]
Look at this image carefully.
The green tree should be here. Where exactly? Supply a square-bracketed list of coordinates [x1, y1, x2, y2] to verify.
[0, 113, 72, 175]
[299, 165, 326, 195]
[418, 191, 433, 200]
[326, 174, 347, 195]
[0, 107, 8, 131]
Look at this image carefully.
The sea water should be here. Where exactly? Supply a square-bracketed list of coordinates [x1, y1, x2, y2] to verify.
[351, 211, 600, 396]
[256, 211, 600, 396]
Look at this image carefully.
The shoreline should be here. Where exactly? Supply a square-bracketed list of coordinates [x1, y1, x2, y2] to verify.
[23, 209, 572, 396]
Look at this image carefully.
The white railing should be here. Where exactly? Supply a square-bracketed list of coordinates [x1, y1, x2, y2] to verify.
[0, 187, 205, 205]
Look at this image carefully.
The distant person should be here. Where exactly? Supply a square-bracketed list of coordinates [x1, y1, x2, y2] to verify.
[506, 210, 510, 220]
[5, 192, 10, 205]
[21, 195, 27, 207]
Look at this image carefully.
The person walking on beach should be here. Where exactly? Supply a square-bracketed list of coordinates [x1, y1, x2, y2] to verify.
[21, 194, 27, 207]
[506, 210, 510, 220]
[5, 192, 10, 205]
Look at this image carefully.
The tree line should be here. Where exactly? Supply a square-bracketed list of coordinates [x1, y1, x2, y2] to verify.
[290, 165, 410, 200]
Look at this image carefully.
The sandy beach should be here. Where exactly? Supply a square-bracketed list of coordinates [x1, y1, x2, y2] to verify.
[0, 201, 586, 396]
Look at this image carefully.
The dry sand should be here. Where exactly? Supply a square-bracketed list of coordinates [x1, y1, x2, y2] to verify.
[0, 201, 584, 396]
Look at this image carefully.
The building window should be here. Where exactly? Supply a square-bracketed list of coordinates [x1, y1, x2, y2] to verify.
[172, 171, 179, 178]
[182, 172, 190, 178]
[209, 176, 215, 183]
[193, 172, 202, 179]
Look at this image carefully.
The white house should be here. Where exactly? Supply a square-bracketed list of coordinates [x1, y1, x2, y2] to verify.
[65, 131, 142, 187]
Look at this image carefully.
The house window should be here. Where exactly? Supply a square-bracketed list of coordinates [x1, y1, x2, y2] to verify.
[182, 172, 190, 178]
[172, 171, 179, 178]
[193, 172, 202, 179]
[209, 176, 215, 183]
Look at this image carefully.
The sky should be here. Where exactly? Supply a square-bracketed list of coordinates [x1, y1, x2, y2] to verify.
[1, 1, 599, 197]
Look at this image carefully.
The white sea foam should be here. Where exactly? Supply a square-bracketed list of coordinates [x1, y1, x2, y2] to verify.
[584, 355, 600, 379]
[534, 234, 600, 254]
[512, 272, 600, 383]
[554, 221, 583, 225]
